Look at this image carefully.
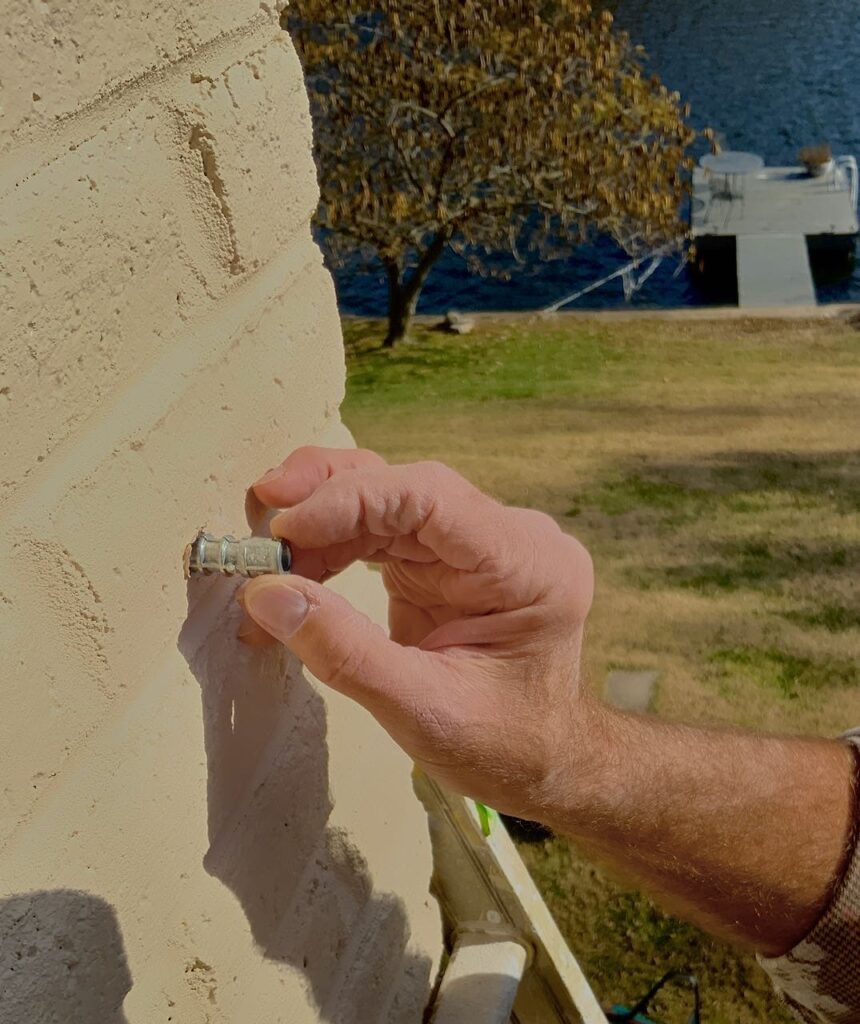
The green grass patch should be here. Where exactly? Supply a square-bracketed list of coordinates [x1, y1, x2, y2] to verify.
[590, 475, 708, 518]
[782, 603, 860, 632]
[343, 314, 860, 1024]
[662, 539, 856, 595]
[344, 320, 650, 411]
[709, 645, 859, 699]
[711, 454, 860, 513]
[564, 451, 859, 548]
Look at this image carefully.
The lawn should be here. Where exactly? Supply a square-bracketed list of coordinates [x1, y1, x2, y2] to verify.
[342, 314, 860, 1024]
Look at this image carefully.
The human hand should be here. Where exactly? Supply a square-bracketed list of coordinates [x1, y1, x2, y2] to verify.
[240, 447, 595, 820]
[243, 450, 860, 963]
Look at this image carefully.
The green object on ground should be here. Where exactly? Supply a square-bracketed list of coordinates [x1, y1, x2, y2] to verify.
[475, 801, 493, 837]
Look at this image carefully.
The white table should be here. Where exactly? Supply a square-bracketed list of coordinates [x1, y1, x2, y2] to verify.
[700, 151, 765, 198]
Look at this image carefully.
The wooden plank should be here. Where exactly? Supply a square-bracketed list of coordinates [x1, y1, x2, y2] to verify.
[736, 234, 816, 307]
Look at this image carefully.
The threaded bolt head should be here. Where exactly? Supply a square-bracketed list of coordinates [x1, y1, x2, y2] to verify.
[183, 531, 291, 579]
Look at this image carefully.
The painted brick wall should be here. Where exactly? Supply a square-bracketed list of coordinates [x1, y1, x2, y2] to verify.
[0, 5, 441, 1021]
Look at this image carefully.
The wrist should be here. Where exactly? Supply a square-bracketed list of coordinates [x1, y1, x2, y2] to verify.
[529, 689, 636, 834]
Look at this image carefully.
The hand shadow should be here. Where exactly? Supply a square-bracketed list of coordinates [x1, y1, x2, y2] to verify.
[178, 574, 432, 1022]
[0, 890, 132, 1023]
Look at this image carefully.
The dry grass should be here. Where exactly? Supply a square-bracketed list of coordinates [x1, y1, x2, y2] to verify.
[342, 314, 860, 1023]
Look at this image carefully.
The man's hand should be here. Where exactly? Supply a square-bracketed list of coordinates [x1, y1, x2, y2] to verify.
[240, 445, 595, 820]
[241, 446, 856, 962]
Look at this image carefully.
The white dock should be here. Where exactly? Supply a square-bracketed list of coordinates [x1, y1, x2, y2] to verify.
[736, 234, 816, 307]
[692, 165, 859, 239]
[691, 158, 858, 307]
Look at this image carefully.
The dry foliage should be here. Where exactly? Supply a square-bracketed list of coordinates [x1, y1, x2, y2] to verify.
[288, 1, 696, 344]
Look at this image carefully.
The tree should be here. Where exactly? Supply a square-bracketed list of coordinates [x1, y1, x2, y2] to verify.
[288, 1, 696, 347]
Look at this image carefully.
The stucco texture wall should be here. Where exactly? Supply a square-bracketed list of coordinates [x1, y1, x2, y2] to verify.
[0, 4, 441, 1021]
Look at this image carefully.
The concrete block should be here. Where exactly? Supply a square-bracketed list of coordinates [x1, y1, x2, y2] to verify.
[0, 563, 437, 1023]
[0, 0, 273, 140]
[171, 38, 320, 276]
[0, 43, 323, 503]
[1, 5, 442, 1018]
[0, 255, 342, 841]
[0, 100, 209, 501]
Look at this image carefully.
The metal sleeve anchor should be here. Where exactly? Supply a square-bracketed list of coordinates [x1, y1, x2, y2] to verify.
[183, 531, 292, 579]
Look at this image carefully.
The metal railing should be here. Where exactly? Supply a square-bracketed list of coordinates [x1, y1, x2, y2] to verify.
[835, 155, 859, 211]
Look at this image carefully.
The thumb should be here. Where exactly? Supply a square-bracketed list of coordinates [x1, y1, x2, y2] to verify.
[242, 574, 421, 712]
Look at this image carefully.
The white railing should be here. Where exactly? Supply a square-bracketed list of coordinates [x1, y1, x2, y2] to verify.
[541, 243, 678, 313]
[835, 155, 859, 212]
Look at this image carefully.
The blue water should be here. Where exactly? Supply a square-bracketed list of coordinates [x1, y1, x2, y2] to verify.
[331, 0, 860, 314]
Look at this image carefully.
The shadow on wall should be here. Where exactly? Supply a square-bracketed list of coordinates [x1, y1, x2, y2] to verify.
[178, 576, 433, 1023]
[0, 890, 132, 1023]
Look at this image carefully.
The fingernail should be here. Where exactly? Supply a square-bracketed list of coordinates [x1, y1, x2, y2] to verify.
[269, 510, 288, 537]
[254, 465, 284, 487]
[245, 486, 266, 529]
[245, 581, 309, 639]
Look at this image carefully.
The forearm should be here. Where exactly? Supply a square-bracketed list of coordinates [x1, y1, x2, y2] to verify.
[540, 697, 855, 957]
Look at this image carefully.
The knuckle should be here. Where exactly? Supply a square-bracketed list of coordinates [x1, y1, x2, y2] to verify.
[279, 445, 329, 480]
[285, 444, 322, 464]
[386, 460, 464, 530]
[355, 447, 388, 467]
[557, 535, 594, 613]
[514, 507, 563, 536]
[413, 459, 459, 488]
[562, 531, 594, 574]
[412, 460, 486, 515]
[285, 446, 384, 476]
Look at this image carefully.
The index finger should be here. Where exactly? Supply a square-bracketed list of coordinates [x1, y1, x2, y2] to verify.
[252, 446, 388, 509]
[269, 460, 523, 575]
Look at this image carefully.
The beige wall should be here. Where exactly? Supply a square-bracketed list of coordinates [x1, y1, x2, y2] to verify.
[0, 4, 441, 1021]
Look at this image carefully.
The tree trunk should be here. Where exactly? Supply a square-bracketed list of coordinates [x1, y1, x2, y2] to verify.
[382, 232, 449, 348]
[383, 285, 418, 348]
